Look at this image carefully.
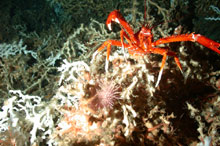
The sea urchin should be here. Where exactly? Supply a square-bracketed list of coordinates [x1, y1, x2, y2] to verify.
[91, 80, 120, 110]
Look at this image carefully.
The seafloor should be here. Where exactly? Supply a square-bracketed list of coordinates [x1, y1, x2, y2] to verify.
[0, 0, 219, 146]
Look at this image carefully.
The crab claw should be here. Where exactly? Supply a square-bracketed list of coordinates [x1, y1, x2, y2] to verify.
[106, 10, 136, 43]
[106, 10, 133, 34]
[194, 34, 220, 54]
[106, 10, 123, 30]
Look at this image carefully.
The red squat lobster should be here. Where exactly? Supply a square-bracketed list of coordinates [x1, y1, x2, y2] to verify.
[94, 10, 220, 86]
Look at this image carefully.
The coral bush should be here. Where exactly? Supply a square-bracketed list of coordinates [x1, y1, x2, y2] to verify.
[0, 0, 219, 146]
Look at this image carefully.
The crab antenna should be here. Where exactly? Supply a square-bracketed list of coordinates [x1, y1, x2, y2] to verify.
[144, 0, 147, 24]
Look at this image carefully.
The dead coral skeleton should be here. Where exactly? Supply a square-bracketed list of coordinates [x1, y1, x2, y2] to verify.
[187, 100, 220, 146]
[55, 106, 101, 143]
[0, 127, 17, 146]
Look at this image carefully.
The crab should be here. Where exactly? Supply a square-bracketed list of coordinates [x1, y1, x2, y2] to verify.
[94, 10, 220, 86]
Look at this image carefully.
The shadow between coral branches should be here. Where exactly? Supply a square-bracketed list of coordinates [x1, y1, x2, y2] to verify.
[155, 70, 216, 143]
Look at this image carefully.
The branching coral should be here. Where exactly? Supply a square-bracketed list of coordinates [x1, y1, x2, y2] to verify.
[187, 96, 220, 146]
[205, 5, 220, 21]
[0, 90, 57, 146]
[0, 0, 219, 146]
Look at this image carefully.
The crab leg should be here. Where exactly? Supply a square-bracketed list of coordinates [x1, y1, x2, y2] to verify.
[120, 29, 147, 57]
[95, 40, 125, 72]
[120, 30, 129, 60]
[150, 47, 182, 87]
[96, 40, 123, 59]
[153, 33, 220, 54]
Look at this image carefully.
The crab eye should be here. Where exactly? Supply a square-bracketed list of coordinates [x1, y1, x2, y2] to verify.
[140, 28, 151, 36]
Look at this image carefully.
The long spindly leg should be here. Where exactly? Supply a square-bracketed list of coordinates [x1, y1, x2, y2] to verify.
[151, 47, 182, 87]
[155, 53, 167, 87]
[94, 40, 123, 72]
[120, 30, 130, 60]
[153, 33, 220, 54]
[119, 29, 144, 57]
[120, 30, 148, 57]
